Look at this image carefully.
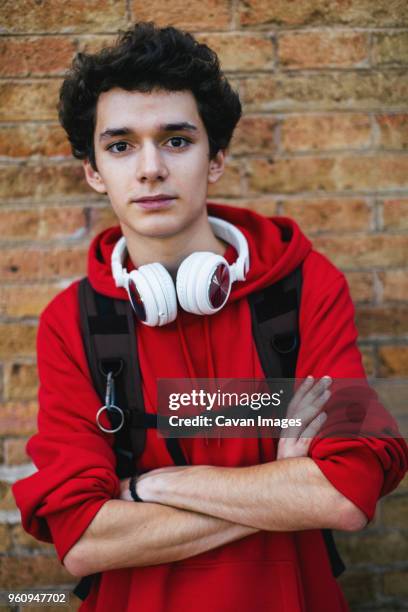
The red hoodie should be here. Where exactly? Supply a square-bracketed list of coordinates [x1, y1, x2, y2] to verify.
[13, 203, 408, 612]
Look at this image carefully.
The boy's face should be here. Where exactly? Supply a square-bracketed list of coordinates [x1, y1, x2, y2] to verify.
[83, 88, 225, 242]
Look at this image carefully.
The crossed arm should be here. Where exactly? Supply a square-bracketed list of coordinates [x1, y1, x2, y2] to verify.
[63, 378, 368, 577]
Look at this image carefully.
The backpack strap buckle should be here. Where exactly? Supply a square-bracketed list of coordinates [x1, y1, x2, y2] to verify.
[96, 371, 125, 434]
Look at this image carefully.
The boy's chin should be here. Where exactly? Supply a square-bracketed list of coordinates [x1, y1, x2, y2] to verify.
[123, 217, 188, 241]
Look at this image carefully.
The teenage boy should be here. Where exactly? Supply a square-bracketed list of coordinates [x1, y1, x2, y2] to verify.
[13, 22, 408, 612]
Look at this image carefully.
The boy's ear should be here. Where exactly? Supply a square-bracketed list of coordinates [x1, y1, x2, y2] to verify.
[83, 159, 107, 194]
[208, 149, 226, 184]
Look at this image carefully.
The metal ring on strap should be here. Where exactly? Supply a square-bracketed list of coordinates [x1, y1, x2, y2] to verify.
[271, 334, 298, 354]
[96, 404, 125, 434]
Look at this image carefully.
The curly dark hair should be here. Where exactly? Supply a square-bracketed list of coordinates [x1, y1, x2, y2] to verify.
[58, 22, 242, 170]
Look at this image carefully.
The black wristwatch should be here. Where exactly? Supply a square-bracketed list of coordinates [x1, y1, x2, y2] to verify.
[129, 475, 143, 502]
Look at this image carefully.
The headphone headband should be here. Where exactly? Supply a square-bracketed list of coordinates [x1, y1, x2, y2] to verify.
[111, 216, 249, 289]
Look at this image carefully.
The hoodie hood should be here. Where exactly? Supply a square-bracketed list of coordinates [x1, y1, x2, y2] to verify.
[87, 202, 312, 300]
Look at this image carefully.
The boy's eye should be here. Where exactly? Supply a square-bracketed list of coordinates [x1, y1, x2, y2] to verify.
[107, 141, 129, 153]
[167, 136, 190, 148]
[106, 136, 191, 154]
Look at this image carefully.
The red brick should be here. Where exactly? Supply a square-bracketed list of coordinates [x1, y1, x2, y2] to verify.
[0, 0, 127, 33]
[0, 209, 41, 238]
[379, 270, 408, 302]
[375, 113, 408, 150]
[0, 249, 41, 281]
[4, 362, 38, 401]
[238, 0, 408, 27]
[207, 198, 279, 216]
[359, 346, 375, 377]
[337, 569, 377, 605]
[41, 245, 88, 279]
[0, 37, 75, 77]
[243, 70, 408, 112]
[0, 555, 72, 589]
[230, 116, 277, 156]
[375, 381, 407, 420]
[0, 481, 17, 512]
[0, 246, 87, 282]
[0, 81, 61, 121]
[344, 271, 374, 304]
[0, 124, 71, 158]
[244, 198, 279, 217]
[355, 306, 408, 338]
[130, 0, 231, 31]
[4, 438, 30, 465]
[395, 473, 408, 491]
[312, 235, 408, 269]
[41, 206, 88, 238]
[0, 164, 89, 201]
[382, 199, 408, 230]
[278, 32, 368, 69]
[382, 494, 408, 529]
[281, 198, 371, 232]
[0, 284, 61, 317]
[336, 155, 408, 191]
[335, 529, 407, 565]
[372, 32, 408, 66]
[379, 346, 408, 377]
[0, 207, 88, 240]
[0, 525, 12, 553]
[383, 569, 408, 597]
[197, 33, 274, 72]
[76, 35, 117, 54]
[11, 524, 54, 551]
[0, 401, 38, 436]
[246, 155, 408, 194]
[246, 158, 336, 194]
[0, 324, 37, 357]
[281, 114, 371, 152]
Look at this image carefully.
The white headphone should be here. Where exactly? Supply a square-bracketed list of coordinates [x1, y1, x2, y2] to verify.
[111, 216, 250, 327]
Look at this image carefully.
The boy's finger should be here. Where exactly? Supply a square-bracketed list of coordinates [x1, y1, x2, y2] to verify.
[287, 376, 314, 416]
[299, 411, 328, 440]
[296, 389, 331, 427]
[299, 376, 331, 409]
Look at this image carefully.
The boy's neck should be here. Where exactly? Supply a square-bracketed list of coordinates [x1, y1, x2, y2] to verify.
[121, 216, 228, 276]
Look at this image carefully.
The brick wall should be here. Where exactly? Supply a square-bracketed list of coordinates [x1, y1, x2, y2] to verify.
[0, 1, 407, 610]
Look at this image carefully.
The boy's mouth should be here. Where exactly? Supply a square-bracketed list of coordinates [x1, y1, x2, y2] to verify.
[134, 196, 177, 210]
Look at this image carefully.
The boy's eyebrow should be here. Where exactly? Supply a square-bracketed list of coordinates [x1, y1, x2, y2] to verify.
[99, 122, 198, 142]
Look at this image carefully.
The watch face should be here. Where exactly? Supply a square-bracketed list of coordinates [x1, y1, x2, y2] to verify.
[208, 263, 230, 308]
[128, 277, 147, 321]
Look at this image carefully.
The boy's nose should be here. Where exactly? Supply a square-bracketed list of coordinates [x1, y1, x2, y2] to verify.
[136, 144, 169, 182]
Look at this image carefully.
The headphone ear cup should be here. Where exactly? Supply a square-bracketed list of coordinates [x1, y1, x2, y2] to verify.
[177, 252, 210, 314]
[130, 263, 177, 326]
[176, 252, 231, 315]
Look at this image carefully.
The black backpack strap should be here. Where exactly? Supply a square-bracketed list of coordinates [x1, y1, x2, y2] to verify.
[75, 278, 188, 601]
[78, 277, 146, 478]
[248, 265, 301, 420]
[73, 574, 98, 601]
[79, 277, 188, 471]
[248, 266, 301, 379]
[248, 264, 346, 579]
[322, 530, 346, 578]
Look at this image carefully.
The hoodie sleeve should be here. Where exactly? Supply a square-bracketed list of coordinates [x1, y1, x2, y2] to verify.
[12, 288, 120, 562]
[296, 252, 408, 523]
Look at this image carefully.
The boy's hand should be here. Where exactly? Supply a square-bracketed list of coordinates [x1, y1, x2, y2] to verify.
[118, 376, 332, 500]
[276, 376, 331, 461]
